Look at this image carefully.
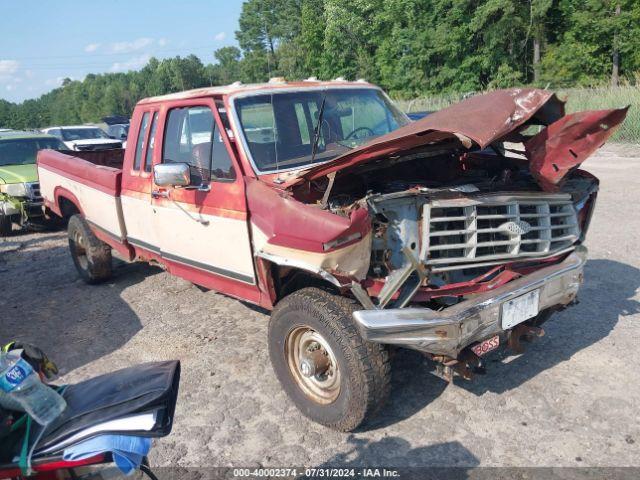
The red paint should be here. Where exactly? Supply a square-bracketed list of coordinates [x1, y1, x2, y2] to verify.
[364, 252, 569, 302]
[53, 186, 84, 216]
[526, 107, 629, 191]
[246, 178, 371, 253]
[38, 151, 122, 196]
[162, 255, 261, 304]
[281, 88, 566, 187]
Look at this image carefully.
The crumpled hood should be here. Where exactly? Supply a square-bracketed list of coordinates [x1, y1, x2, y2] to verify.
[281, 88, 628, 192]
[0, 163, 37, 185]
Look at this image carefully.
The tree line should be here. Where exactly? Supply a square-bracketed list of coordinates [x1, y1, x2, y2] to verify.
[2, 0, 639, 129]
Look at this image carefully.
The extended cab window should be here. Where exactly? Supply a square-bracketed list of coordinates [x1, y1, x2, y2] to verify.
[133, 112, 150, 170]
[162, 106, 235, 183]
[144, 112, 158, 172]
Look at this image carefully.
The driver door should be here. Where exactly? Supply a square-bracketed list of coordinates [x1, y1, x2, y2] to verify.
[150, 99, 257, 295]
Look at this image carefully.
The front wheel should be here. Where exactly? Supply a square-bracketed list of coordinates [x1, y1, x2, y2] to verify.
[268, 287, 390, 432]
[67, 214, 112, 284]
[0, 213, 12, 237]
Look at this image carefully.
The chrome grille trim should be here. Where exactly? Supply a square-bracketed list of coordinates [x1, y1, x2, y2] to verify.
[423, 194, 579, 267]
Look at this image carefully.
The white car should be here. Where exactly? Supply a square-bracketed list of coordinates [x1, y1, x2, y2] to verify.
[42, 126, 122, 151]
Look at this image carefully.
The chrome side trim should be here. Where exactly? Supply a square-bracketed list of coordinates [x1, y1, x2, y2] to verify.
[126, 236, 255, 285]
[86, 219, 124, 243]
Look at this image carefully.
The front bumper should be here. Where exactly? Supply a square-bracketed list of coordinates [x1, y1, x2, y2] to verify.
[353, 246, 587, 357]
[1, 200, 43, 219]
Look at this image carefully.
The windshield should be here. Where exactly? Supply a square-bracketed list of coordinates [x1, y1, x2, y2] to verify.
[61, 128, 110, 141]
[107, 124, 129, 138]
[234, 88, 409, 173]
[0, 138, 66, 166]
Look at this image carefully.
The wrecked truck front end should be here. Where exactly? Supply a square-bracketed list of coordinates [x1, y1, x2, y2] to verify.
[242, 87, 626, 378]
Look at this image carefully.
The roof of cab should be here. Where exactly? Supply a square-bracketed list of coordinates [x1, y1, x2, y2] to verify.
[0, 130, 57, 141]
[137, 78, 376, 105]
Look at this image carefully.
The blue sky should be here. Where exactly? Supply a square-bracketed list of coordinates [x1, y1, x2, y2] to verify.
[0, 0, 243, 103]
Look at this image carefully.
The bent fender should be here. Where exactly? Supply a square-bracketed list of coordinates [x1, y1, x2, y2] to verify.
[525, 106, 629, 191]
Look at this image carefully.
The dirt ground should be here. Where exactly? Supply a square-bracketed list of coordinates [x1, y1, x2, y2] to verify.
[1, 144, 639, 469]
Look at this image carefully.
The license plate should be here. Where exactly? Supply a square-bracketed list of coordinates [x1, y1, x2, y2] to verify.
[471, 335, 500, 356]
[501, 289, 540, 329]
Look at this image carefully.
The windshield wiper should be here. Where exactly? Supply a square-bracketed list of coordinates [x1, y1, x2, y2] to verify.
[309, 94, 327, 165]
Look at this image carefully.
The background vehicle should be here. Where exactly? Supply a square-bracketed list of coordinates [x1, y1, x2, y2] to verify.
[36, 81, 626, 431]
[0, 130, 66, 236]
[103, 116, 130, 148]
[42, 126, 122, 151]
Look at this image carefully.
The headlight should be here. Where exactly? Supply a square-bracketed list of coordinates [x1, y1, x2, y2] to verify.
[0, 183, 29, 197]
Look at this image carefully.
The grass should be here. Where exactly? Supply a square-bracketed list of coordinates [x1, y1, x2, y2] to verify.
[396, 86, 640, 143]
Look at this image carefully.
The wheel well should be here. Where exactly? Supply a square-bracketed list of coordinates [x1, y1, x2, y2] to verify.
[273, 265, 340, 302]
[58, 196, 80, 219]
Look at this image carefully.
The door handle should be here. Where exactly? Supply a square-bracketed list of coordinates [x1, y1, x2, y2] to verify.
[151, 190, 169, 199]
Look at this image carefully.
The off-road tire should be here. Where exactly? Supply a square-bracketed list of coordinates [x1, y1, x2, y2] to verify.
[0, 214, 11, 237]
[67, 214, 112, 284]
[269, 287, 391, 432]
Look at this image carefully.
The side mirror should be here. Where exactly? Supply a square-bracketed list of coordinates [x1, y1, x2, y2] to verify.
[153, 163, 191, 187]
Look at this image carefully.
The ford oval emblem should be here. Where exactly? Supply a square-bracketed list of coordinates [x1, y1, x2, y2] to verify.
[499, 220, 532, 236]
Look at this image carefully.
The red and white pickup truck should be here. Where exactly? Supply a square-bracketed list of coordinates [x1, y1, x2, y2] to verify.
[37, 80, 627, 431]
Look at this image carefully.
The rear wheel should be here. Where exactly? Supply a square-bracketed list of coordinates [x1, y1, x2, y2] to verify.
[268, 287, 390, 432]
[68, 214, 112, 284]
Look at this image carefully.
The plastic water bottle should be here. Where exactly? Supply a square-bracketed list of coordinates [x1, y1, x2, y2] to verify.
[0, 351, 66, 425]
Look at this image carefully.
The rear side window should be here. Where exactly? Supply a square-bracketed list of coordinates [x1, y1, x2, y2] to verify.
[133, 112, 150, 170]
[144, 112, 159, 172]
[162, 106, 214, 185]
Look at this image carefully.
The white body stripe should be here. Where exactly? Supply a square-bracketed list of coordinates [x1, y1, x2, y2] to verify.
[40, 166, 256, 283]
[121, 194, 158, 250]
[153, 203, 255, 282]
[38, 167, 125, 239]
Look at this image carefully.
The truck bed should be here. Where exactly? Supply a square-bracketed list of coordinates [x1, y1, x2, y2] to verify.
[37, 149, 127, 241]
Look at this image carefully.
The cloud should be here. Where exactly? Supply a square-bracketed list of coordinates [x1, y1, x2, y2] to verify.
[0, 60, 19, 80]
[84, 43, 101, 53]
[6, 85, 14, 91]
[158, 38, 168, 47]
[214, 32, 227, 42]
[110, 54, 151, 72]
[44, 77, 66, 87]
[110, 37, 154, 54]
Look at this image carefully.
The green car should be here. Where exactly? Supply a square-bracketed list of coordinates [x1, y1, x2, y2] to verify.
[0, 130, 67, 236]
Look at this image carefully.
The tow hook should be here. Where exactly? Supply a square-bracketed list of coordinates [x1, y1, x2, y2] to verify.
[507, 324, 545, 354]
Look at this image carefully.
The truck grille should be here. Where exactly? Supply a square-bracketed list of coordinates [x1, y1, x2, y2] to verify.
[26, 182, 42, 202]
[423, 194, 579, 268]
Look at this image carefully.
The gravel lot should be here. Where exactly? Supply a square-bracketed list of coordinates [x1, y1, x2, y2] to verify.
[1, 144, 639, 469]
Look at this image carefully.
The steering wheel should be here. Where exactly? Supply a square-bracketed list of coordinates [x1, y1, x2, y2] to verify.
[344, 126, 376, 140]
